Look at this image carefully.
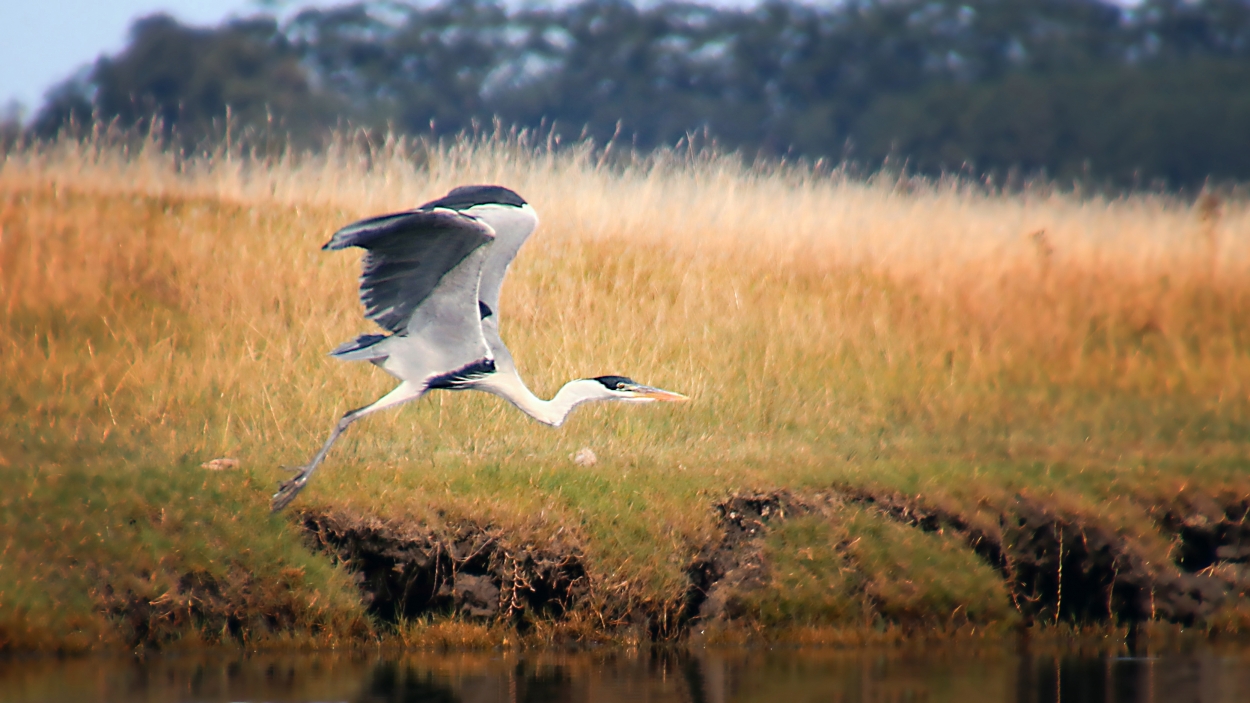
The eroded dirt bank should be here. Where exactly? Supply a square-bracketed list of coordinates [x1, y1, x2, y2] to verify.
[299, 511, 590, 627]
[283, 487, 1250, 644]
[80, 486, 1249, 651]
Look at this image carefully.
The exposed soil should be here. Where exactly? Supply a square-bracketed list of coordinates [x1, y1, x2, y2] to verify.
[279, 488, 1248, 642]
[837, 485, 1230, 626]
[293, 496, 814, 638]
[682, 492, 812, 623]
[1150, 492, 1250, 600]
[299, 509, 589, 626]
[97, 565, 321, 649]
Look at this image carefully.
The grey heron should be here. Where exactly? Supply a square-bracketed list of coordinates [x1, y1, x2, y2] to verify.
[271, 185, 688, 511]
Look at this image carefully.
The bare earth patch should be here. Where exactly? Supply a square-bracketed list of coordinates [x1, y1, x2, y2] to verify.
[289, 487, 1249, 642]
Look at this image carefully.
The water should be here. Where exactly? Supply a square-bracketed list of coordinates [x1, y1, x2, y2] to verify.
[3, 645, 1249, 703]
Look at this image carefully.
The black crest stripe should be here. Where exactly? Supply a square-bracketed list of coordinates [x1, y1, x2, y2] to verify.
[592, 375, 634, 390]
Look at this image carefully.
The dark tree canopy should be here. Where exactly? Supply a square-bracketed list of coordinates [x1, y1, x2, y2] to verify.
[31, 13, 340, 143]
[30, 0, 1250, 187]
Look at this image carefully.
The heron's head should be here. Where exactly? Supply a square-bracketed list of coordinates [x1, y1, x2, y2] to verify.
[589, 375, 689, 403]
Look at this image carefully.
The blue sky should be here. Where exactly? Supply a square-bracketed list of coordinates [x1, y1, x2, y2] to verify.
[0, 1, 302, 117]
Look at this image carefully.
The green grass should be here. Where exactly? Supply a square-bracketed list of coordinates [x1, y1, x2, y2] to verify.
[746, 509, 1015, 630]
[748, 516, 866, 628]
[0, 460, 366, 650]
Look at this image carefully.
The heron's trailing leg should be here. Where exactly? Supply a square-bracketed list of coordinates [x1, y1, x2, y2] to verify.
[271, 381, 423, 511]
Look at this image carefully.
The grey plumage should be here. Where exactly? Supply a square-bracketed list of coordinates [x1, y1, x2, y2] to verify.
[272, 185, 687, 511]
[325, 209, 494, 334]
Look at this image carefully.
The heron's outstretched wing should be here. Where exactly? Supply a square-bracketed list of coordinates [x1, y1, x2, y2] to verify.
[417, 186, 539, 325]
[474, 204, 539, 323]
[324, 210, 495, 334]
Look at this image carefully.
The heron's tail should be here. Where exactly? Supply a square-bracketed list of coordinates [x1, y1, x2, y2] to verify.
[330, 334, 389, 361]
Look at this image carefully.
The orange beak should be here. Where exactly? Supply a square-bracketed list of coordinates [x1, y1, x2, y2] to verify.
[632, 385, 689, 402]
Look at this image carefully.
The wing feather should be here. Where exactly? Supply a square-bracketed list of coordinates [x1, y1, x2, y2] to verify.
[324, 209, 495, 334]
[474, 204, 539, 322]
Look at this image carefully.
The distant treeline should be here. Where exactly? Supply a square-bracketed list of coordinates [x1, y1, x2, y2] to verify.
[26, 0, 1250, 187]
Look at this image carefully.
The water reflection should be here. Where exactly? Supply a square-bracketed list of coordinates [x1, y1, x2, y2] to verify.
[2, 645, 1248, 703]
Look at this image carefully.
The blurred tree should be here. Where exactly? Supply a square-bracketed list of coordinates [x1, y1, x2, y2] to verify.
[28, 0, 1250, 186]
[287, 0, 512, 133]
[853, 61, 1250, 185]
[33, 13, 339, 147]
[0, 101, 25, 153]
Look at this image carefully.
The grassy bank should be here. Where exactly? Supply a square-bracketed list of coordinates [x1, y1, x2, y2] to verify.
[2, 132, 1249, 651]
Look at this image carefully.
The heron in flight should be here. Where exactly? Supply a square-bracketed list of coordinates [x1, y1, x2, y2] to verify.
[272, 185, 687, 511]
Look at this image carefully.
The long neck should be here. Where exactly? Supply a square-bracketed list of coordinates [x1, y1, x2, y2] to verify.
[480, 372, 604, 427]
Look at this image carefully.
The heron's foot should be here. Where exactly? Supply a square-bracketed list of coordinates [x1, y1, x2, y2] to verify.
[271, 467, 312, 512]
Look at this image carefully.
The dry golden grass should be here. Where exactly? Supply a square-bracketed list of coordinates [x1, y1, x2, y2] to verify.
[2, 130, 1249, 648]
